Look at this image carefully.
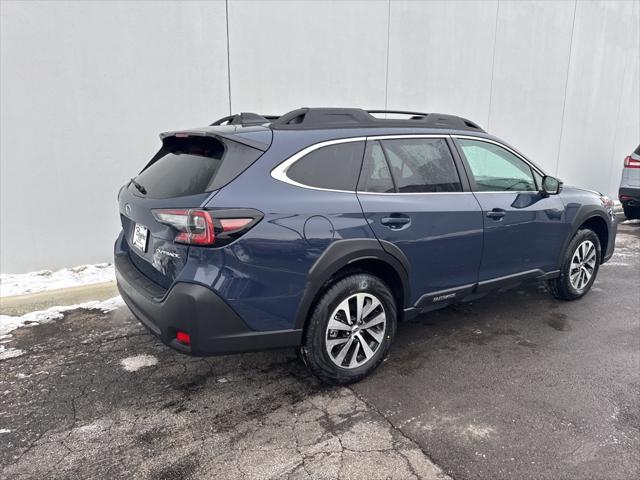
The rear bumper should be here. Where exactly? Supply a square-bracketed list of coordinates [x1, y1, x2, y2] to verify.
[114, 249, 302, 356]
[619, 186, 640, 206]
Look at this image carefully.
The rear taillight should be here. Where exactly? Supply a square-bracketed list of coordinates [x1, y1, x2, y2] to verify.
[153, 209, 215, 245]
[624, 155, 640, 168]
[176, 331, 191, 345]
[152, 209, 260, 246]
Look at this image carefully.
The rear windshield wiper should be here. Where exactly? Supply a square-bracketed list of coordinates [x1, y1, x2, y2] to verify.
[130, 177, 147, 195]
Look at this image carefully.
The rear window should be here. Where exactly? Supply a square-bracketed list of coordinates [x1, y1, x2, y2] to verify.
[286, 141, 365, 191]
[634, 144, 640, 156]
[134, 136, 263, 199]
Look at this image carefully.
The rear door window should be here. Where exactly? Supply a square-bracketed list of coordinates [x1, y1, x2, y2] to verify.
[379, 138, 462, 193]
[286, 141, 365, 191]
[358, 141, 395, 193]
[134, 136, 263, 199]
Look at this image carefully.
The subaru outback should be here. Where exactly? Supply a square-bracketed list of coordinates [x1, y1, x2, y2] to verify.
[115, 108, 617, 384]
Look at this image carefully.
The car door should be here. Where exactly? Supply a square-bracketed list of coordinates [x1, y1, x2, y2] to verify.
[453, 136, 569, 284]
[357, 135, 483, 309]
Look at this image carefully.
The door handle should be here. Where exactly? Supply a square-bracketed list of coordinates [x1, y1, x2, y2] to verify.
[486, 208, 506, 220]
[381, 215, 411, 229]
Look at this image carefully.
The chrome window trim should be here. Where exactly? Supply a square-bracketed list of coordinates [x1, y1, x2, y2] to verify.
[472, 191, 540, 194]
[271, 134, 465, 195]
[366, 134, 448, 141]
[270, 136, 366, 194]
[451, 134, 545, 177]
[270, 133, 545, 195]
[357, 190, 473, 196]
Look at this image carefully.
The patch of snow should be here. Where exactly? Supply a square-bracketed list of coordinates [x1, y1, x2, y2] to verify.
[0, 429, 11, 434]
[464, 424, 495, 439]
[0, 296, 124, 337]
[622, 219, 640, 224]
[74, 419, 112, 435]
[0, 263, 114, 297]
[120, 354, 158, 372]
[0, 345, 25, 360]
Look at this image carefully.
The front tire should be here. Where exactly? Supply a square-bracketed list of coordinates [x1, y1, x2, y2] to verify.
[547, 229, 601, 301]
[301, 273, 397, 385]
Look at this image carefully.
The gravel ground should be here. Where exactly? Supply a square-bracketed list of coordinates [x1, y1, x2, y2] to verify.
[1, 221, 638, 480]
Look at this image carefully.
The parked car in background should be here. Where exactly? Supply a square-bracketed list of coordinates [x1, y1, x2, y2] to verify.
[115, 108, 617, 384]
[619, 144, 640, 220]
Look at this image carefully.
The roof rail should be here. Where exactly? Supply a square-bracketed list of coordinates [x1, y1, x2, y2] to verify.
[272, 108, 373, 126]
[270, 107, 485, 132]
[210, 112, 278, 127]
[366, 109, 430, 118]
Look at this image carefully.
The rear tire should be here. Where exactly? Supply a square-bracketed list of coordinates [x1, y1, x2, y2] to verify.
[546, 229, 601, 301]
[300, 273, 397, 385]
[623, 205, 640, 220]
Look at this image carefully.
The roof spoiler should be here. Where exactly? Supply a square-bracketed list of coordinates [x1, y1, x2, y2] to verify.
[159, 128, 272, 151]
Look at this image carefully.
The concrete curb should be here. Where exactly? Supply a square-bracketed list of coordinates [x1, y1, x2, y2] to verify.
[0, 281, 118, 316]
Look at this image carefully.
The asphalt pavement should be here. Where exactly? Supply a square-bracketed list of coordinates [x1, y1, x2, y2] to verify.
[1, 220, 638, 480]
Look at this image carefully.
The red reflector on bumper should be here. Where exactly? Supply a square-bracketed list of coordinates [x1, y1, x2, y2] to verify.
[176, 331, 191, 345]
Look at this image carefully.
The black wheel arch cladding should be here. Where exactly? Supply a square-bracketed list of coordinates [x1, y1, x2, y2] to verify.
[560, 206, 611, 267]
[294, 239, 410, 330]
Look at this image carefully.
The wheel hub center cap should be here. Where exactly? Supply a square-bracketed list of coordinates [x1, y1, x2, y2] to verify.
[352, 325, 360, 334]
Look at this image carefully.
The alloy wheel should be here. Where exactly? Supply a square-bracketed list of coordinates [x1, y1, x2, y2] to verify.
[569, 240, 596, 290]
[325, 293, 386, 369]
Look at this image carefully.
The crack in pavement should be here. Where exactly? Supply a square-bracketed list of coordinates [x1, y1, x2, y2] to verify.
[1, 307, 448, 480]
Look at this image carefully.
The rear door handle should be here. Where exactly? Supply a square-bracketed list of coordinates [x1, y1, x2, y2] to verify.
[486, 208, 506, 220]
[381, 215, 411, 229]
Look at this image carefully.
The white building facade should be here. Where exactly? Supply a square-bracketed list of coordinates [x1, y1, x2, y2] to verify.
[1, 0, 638, 273]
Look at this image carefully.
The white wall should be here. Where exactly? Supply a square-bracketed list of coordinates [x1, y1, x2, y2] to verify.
[1, 0, 638, 273]
[1, 1, 229, 273]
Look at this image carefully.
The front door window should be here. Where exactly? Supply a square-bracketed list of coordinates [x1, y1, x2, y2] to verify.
[457, 139, 537, 192]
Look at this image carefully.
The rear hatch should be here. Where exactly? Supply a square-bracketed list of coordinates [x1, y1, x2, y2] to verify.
[118, 131, 268, 288]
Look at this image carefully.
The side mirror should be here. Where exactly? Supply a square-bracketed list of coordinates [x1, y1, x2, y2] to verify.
[541, 175, 563, 195]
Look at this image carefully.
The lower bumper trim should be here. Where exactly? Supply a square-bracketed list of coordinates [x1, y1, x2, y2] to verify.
[115, 252, 302, 356]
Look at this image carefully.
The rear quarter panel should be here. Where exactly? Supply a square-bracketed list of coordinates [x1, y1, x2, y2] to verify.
[181, 131, 374, 331]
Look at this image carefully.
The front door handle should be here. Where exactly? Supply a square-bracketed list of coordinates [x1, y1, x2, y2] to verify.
[381, 215, 411, 229]
[486, 208, 506, 220]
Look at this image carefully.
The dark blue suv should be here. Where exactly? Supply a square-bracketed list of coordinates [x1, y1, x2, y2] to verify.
[115, 108, 617, 384]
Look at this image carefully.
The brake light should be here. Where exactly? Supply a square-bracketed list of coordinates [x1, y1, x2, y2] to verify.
[152, 209, 259, 246]
[624, 155, 640, 168]
[176, 331, 191, 345]
[153, 209, 215, 245]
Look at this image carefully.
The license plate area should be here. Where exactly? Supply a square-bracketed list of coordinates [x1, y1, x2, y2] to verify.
[132, 224, 149, 252]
